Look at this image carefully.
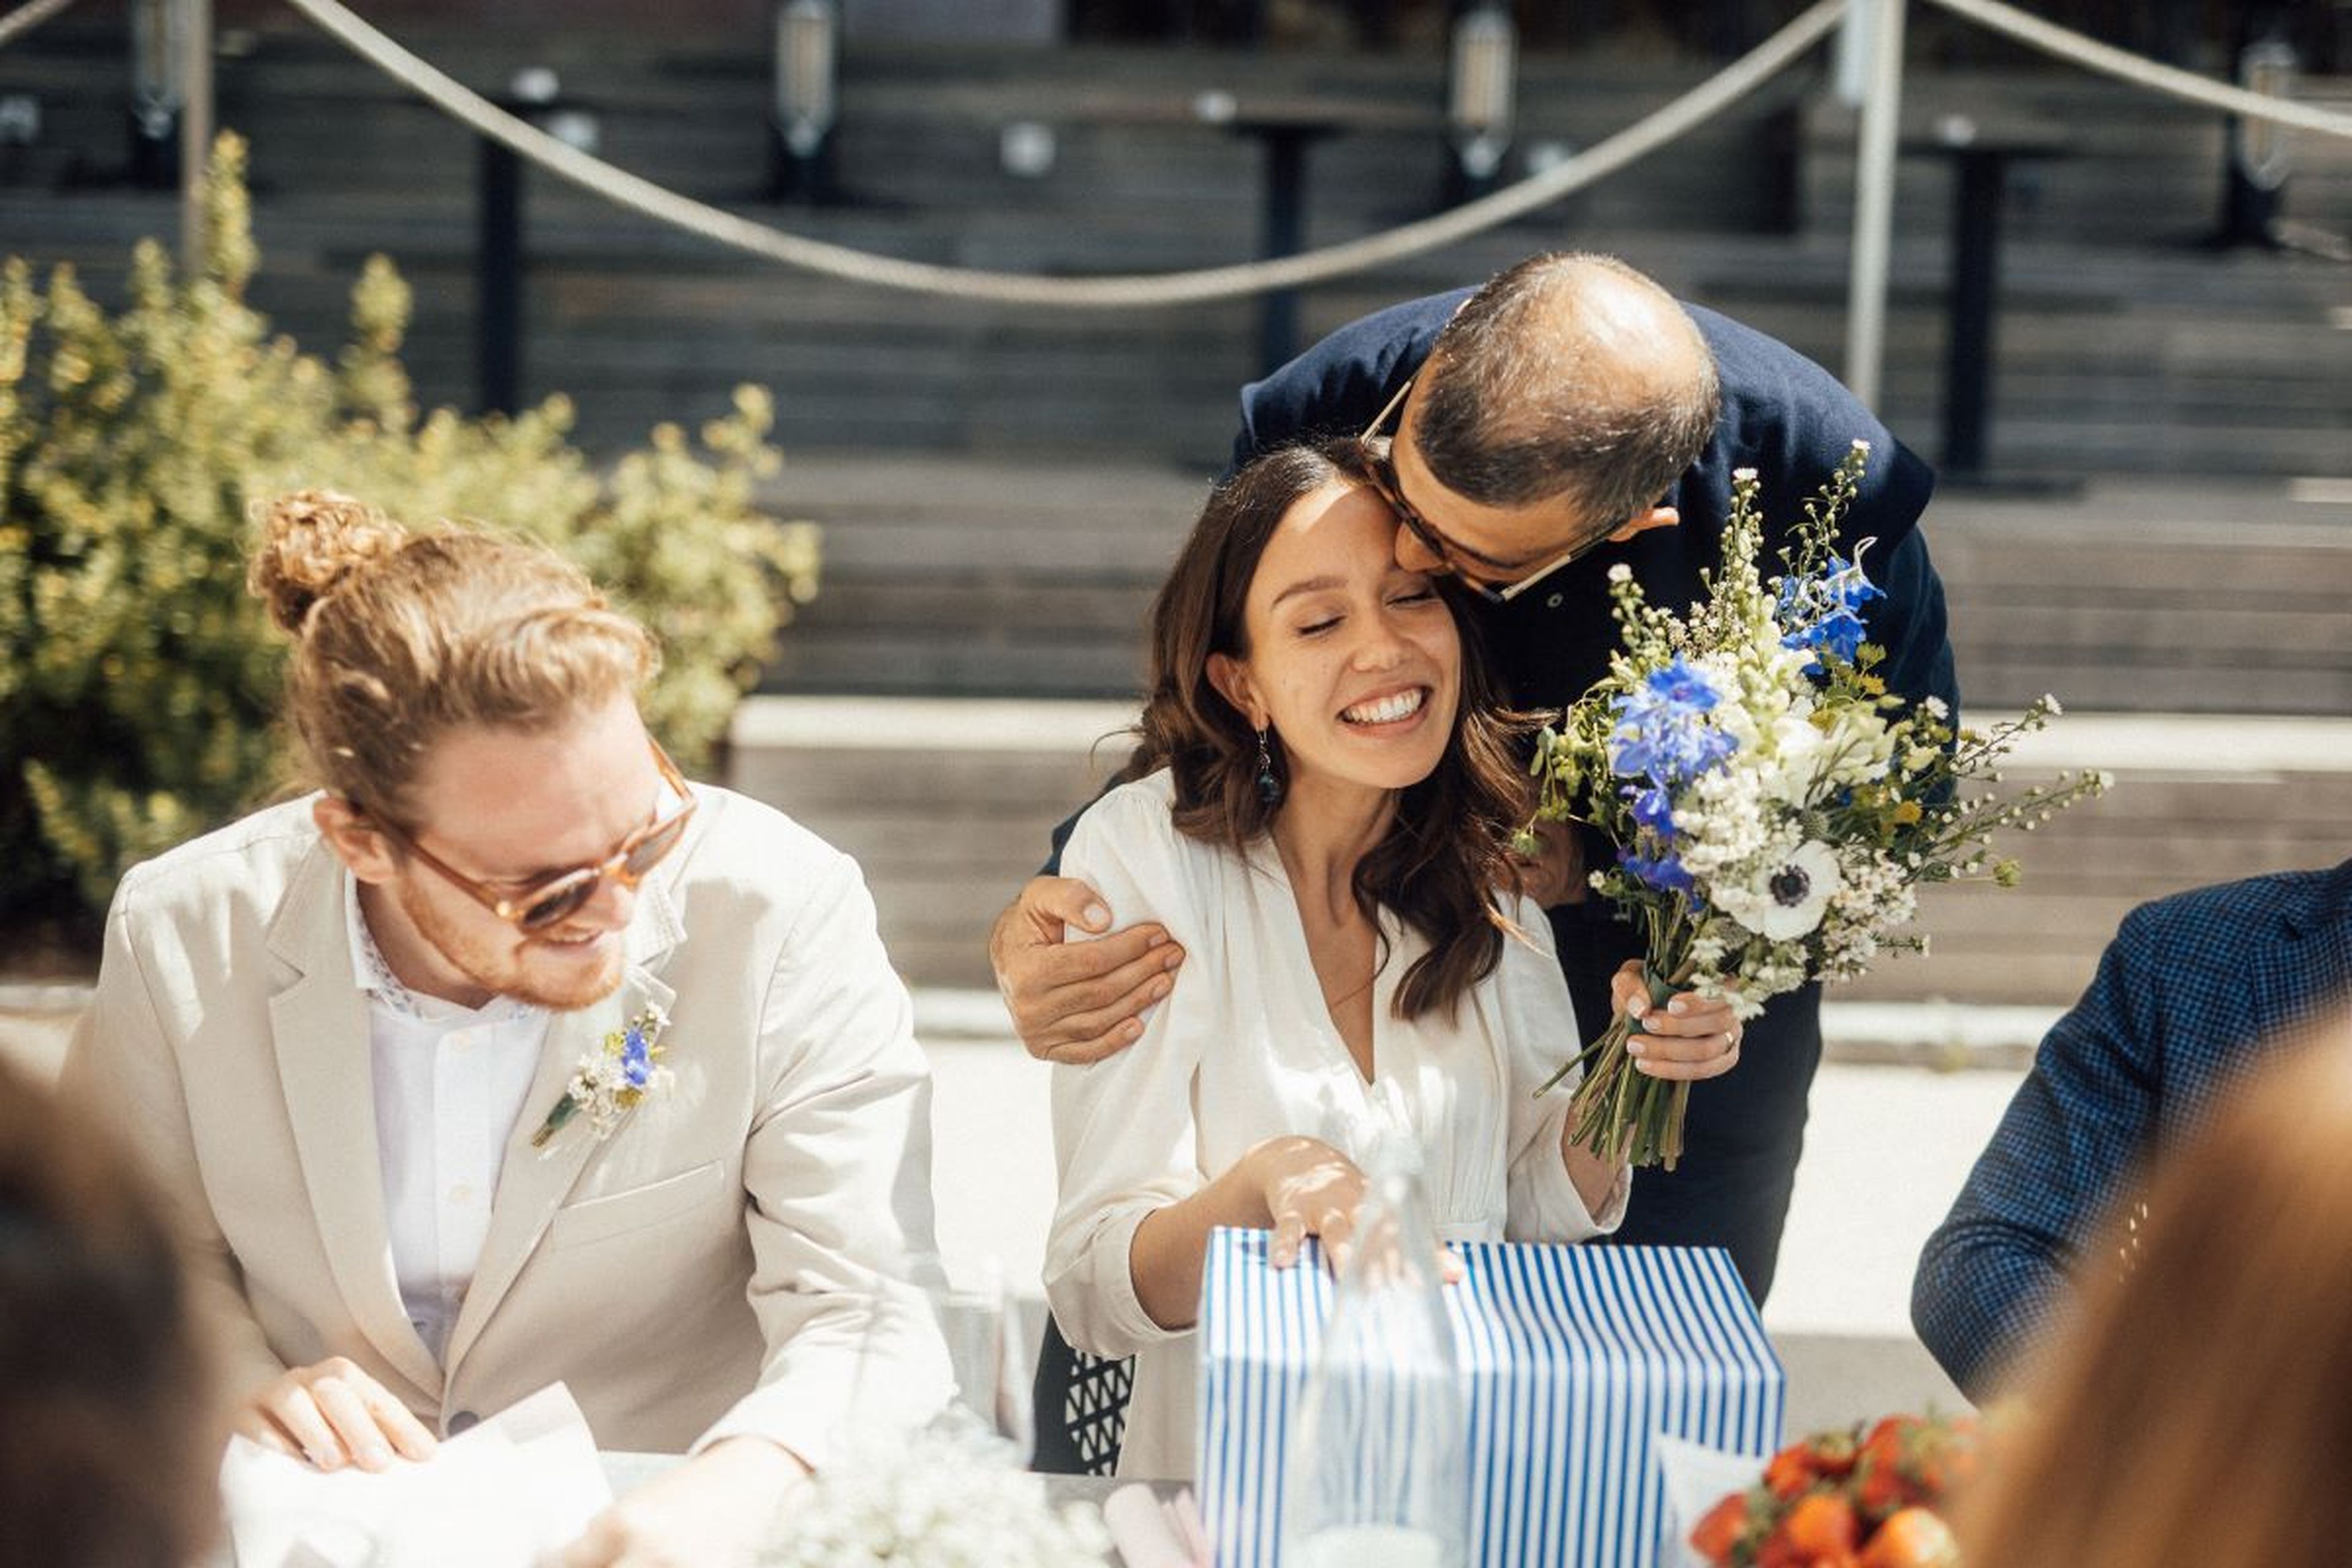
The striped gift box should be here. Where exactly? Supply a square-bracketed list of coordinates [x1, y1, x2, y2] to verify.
[1199, 1227, 1783, 1568]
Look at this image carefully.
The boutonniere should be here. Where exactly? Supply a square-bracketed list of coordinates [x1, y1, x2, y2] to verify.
[530, 1005, 674, 1150]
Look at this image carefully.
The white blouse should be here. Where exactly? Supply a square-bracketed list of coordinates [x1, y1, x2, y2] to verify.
[1046, 770, 1628, 1480]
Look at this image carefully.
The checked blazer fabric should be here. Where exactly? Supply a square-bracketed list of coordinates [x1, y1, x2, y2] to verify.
[1912, 859, 2352, 1399]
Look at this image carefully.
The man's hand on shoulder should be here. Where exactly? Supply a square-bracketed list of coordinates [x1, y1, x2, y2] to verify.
[988, 875, 1185, 1065]
[546, 1437, 810, 1568]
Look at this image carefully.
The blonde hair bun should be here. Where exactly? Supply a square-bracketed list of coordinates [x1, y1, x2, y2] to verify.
[247, 489, 409, 634]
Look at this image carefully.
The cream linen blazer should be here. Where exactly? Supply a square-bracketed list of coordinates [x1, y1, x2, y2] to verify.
[62, 786, 952, 1463]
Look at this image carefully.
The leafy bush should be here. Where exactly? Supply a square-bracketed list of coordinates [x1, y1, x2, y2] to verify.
[0, 134, 818, 927]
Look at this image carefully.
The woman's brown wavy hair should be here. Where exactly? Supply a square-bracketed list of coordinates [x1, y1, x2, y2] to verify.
[1120, 437, 1534, 1022]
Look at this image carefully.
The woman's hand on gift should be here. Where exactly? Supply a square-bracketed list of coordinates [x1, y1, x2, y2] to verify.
[1251, 1135, 1369, 1272]
[233, 1357, 439, 1472]
[1611, 963, 1744, 1082]
[1247, 1136, 1466, 1284]
[990, 875, 1186, 1065]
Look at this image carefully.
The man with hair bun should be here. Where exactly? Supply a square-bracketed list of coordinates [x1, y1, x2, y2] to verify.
[995, 252, 1959, 1306]
[65, 490, 952, 1567]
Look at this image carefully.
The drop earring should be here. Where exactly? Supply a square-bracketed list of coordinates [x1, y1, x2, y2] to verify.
[1255, 725, 1283, 806]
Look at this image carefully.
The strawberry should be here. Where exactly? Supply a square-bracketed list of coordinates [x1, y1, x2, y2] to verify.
[1783, 1493, 1861, 1557]
[1853, 1460, 1918, 1523]
[1687, 1491, 1750, 1566]
[1804, 1430, 1861, 1479]
[1858, 1507, 1960, 1568]
[1763, 1441, 1818, 1500]
[1858, 1415, 1922, 1471]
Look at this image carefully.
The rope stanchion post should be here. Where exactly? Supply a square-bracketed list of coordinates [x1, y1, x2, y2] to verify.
[2217, 24, 2296, 248]
[474, 69, 599, 415]
[769, 0, 842, 205]
[175, 0, 209, 271]
[1843, 0, 1905, 411]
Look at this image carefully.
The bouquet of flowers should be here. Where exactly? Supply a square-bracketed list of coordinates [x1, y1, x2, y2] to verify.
[1681, 1413, 1989, 1568]
[1521, 440, 2107, 1168]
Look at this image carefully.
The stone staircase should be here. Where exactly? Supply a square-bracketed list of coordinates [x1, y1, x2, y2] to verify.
[4, 24, 2346, 473]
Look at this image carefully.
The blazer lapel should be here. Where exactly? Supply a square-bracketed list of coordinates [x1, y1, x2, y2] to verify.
[441, 880, 684, 1383]
[2258, 862, 2352, 1041]
[266, 845, 445, 1402]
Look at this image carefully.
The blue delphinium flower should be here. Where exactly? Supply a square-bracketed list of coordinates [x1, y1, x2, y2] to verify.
[1777, 554, 1885, 675]
[620, 1027, 652, 1090]
[1609, 655, 1737, 785]
[1627, 783, 1676, 835]
[1619, 845, 1696, 896]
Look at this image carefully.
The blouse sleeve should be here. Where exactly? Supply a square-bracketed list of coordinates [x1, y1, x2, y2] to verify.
[1044, 782, 1224, 1360]
[1496, 899, 1630, 1241]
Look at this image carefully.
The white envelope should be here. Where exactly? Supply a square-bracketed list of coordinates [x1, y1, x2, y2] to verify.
[218, 1384, 612, 1568]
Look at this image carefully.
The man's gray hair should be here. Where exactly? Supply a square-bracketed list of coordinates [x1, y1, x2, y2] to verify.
[1415, 252, 1722, 528]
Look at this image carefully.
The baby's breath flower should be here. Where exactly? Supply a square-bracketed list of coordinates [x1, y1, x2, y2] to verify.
[762, 1427, 1111, 1567]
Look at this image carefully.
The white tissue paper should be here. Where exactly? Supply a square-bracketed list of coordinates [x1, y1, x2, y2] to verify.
[218, 1383, 612, 1567]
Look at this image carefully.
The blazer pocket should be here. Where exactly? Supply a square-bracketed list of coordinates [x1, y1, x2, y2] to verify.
[549, 1160, 728, 1250]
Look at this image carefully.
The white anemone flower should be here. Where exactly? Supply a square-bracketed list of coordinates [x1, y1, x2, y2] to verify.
[1721, 840, 1843, 941]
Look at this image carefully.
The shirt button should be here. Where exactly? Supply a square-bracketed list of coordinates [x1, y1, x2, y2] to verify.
[448, 1184, 475, 1205]
[1545, 592, 1565, 609]
[447, 1410, 480, 1435]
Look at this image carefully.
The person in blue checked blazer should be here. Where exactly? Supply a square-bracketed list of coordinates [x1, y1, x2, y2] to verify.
[1913, 859, 2352, 1398]
[993, 252, 1958, 1309]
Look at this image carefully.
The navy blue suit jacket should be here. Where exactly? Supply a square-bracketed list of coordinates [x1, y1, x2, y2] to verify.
[1234, 289, 1958, 722]
[1913, 860, 2352, 1398]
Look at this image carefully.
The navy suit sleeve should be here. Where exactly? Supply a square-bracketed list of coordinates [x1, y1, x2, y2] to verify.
[1872, 527, 1959, 722]
[1910, 909, 2168, 1396]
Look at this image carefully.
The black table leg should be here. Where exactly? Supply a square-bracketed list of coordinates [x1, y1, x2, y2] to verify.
[1941, 148, 2007, 481]
[1257, 126, 1310, 377]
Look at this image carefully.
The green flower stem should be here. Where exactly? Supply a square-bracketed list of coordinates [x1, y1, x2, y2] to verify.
[529, 1096, 578, 1150]
[1544, 932, 1706, 1171]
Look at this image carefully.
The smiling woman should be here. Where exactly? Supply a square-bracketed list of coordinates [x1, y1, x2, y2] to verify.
[1043, 439, 1678, 1480]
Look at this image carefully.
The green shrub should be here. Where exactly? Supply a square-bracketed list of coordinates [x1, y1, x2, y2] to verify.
[0, 134, 819, 927]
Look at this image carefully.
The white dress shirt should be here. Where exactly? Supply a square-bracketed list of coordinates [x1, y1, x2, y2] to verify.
[345, 875, 551, 1363]
[1046, 771, 1630, 1481]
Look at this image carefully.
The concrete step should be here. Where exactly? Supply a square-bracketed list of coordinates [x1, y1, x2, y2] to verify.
[744, 459, 2352, 710]
[724, 695, 2352, 1003]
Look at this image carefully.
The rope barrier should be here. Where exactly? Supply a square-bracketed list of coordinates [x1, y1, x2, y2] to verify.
[0, 0, 78, 51]
[1924, 0, 2352, 140]
[277, 0, 1843, 308]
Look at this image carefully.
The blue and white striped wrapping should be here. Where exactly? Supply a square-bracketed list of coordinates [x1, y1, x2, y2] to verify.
[1198, 1228, 1783, 1568]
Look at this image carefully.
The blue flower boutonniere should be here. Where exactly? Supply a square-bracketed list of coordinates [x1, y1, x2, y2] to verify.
[530, 1005, 674, 1151]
